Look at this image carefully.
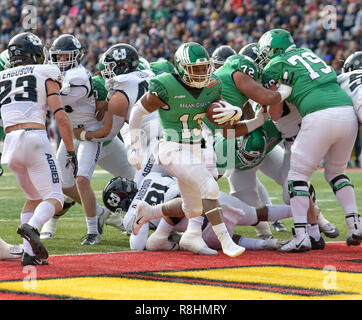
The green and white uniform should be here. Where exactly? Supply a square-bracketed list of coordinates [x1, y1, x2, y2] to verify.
[149, 73, 221, 143]
[263, 48, 353, 116]
[148, 73, 222, 217]
[262, 47, 357, 183]
[215, 54, 259, 109]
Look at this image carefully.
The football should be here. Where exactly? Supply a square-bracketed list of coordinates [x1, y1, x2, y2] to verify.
[205, 101, 226, 126]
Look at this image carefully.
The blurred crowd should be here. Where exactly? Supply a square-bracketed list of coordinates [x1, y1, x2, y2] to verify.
[0, 0, 360, 74]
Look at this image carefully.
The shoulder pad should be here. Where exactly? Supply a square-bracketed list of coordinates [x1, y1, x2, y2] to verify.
[63, 65, 90, 86]
[37, 65, 62, 83]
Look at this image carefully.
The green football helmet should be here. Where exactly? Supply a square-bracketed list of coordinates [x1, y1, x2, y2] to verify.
[138, 56, 151, 71]
[236, 127, 267, 167]
[257, 29, 295, 68]
[0, 49, 11, 70]
[174, 42, 213, 88]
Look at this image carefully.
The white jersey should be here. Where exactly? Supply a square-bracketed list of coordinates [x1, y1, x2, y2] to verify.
[106, 70, 153, 121]
[60, 65, 98, 129]
[273, 101, 302, 139]
[0, 64, 61, 130]
[338, 70, 362, 121]
[108, 70, 162, 145]
[123, 171, 179, 233]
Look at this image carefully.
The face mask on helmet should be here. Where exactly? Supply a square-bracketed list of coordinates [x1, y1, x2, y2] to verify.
[257, 29, 295, 68]
[49, 35, 84, 72]
[235, 130, 267, 167]
[175, 42, 213, 88]
[102, 177, 138, 213]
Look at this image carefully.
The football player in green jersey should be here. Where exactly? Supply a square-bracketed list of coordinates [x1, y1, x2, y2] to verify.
[259, 28, 362, 251]
[128, 42, 246, 257]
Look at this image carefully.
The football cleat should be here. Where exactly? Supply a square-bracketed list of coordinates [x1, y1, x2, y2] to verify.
[179, 231, 218, 255]
[40, 218, 59, 239]
[81, 234, 101, 245]
[278, 228, 311, 253]
[319, 223, 339, 238]
[146, 232, 180, 251]
[21, 252, 49, 266]
[9, 244, 24, 257]
[220, 239, 245, 257]
[271, 221, 287, 232]
[97, 207, 112, 235]
[310, 236, 325, 250]
[105, 210, 125, 231]
[346, 213, 362, 246]
[263, 238, 288, 250]
[17, 223, 48, 259]
[132, 201, 153, 236]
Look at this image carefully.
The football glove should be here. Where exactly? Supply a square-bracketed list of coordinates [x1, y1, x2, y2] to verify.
[212, 101, 243, 124]
[65, 151, 78, 178]
[277, 70, 294, 101]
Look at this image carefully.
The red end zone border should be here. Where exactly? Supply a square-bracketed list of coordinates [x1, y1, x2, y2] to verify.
[0, 242, 361, 300]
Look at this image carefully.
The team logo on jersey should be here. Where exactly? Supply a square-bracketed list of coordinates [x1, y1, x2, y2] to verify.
[72, 38, 82, 49]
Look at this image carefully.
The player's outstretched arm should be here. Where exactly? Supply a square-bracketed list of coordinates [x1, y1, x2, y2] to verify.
[75, 91, 128, 142]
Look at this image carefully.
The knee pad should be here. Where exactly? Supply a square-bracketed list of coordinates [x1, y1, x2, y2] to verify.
[288, 180, 310, 199]
[200, 177, 219, 200]
[328, 174, 354, 194]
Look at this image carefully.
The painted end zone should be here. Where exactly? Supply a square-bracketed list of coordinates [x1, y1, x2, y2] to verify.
[0, 243, 361, 300]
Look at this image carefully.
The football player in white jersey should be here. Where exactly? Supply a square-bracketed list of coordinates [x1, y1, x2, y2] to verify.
[338, 51, 362, 168]
[72, 44, 164, 182]
[103, 172, 290, 252]
[0, 32, 77, 265]
[47, 34, 109, 245]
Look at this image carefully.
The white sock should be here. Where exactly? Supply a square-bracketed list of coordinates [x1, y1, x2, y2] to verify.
[186, 216, 204, 234]
[96, 204, 104, 216]
[155, 219, 174, 236]
[254, 221, 272, 236]
[212, 222, 232, 245]
[86, 216, 98, 235]
[267, 204, 293, 221]
[290, 196, 309, 224]
[316, 210, 329, 227]
[21, 211, 34, 255]
[28, 201, 55, 231]
[238, 236, 264, 250]
[308, 223, 321, 240]
[335, 187, 358, 216]
[130, 223, 149, 250]
[149, 204, 163, 219]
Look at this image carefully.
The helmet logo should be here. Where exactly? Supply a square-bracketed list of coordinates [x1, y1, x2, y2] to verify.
[112, 48, 127, 61]
[107, 193, 120, 207]
[72, 37, 82, 49]
[27, 34, 41, 46]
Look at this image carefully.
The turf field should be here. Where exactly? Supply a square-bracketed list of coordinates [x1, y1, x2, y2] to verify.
[0, 164, 361, 254]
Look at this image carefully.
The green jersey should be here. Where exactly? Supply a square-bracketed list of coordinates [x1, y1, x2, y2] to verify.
[262, 48, 352, 117]
[92, 75, 108, 101]
[150, 60, 175, 76]
[214, 119, 281, 173]
[215, 55, 259, 109]
[149, 73, 222, 143]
